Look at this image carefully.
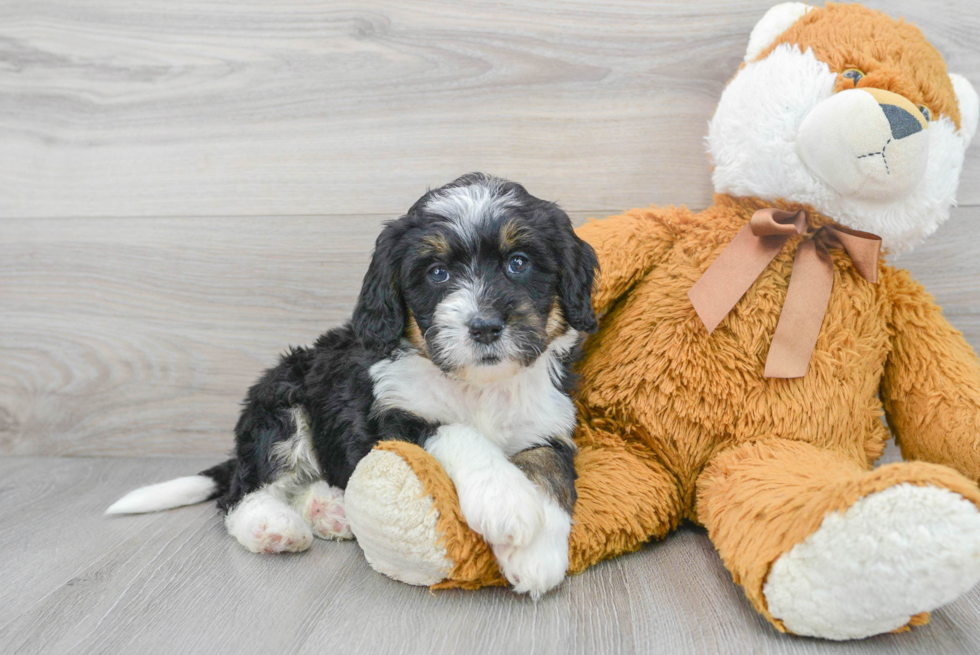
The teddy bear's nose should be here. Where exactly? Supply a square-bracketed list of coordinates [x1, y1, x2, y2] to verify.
[881, 104, 923, 140]
[861, 87, 929, 138]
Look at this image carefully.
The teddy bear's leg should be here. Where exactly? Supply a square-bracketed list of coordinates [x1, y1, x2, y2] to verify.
[696, 439, 980, 640]
[345, 428, 684, 591]
[567, 428, 684, 574]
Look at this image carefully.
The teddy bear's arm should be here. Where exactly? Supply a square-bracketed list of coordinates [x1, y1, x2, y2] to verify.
[881, 266, 980, 482]
[575, 207, 682, 318]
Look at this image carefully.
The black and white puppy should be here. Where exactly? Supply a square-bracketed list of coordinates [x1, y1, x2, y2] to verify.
[107, 173, 598, 598]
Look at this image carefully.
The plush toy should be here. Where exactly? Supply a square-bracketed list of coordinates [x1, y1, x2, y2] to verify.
[343, 2, 980, 640]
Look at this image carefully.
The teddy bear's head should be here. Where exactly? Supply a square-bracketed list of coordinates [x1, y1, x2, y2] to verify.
[707, 2, 978, 252]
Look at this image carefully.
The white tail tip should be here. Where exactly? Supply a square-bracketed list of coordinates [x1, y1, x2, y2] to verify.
[105, 475, 217, 515]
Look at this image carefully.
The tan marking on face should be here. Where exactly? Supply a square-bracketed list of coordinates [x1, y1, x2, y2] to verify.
[405, 311, 429, 357]
[499, 220, 530, 253]
[509, 299, 547, 340]
[419, 234, 451, 258]
[545, 302, 567, 343]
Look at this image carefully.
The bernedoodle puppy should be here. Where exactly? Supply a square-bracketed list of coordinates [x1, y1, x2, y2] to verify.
[107, 173, 599, 598]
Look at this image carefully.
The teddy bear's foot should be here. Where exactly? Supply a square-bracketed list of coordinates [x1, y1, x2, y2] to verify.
[345, 448, 454, 586]
[764, 483, 980, 640]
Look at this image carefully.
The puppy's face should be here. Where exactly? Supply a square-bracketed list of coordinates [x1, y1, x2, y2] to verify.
[352, 174, 598, 379]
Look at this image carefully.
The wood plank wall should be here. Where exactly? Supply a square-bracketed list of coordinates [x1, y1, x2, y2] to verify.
[2, 0, 978, 457]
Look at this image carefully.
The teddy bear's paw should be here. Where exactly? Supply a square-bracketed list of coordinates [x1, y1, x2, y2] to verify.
[224, 491, 314, 554]
[345, 449, 454, 586]
[764, 483, 980, 640]
[457, 466, 545, 548]
[491, 495, 571, 600]
[293, 481, 353, 540]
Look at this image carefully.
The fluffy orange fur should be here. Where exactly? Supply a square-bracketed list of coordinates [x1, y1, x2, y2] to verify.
[758, 3, 961, 128]
[362, 4, 980, 635]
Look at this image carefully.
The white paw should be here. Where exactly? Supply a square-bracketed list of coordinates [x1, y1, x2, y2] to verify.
[458, 468, 544, 548]
[493, 495, 571, 600]
[294, 481, 353, 540]
[225, 490, 313, 554]
[764, 484, 980, 640]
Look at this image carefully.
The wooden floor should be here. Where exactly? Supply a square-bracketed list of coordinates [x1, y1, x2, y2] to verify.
[3, 447, 980, 655]
[3, 1, 980, 653]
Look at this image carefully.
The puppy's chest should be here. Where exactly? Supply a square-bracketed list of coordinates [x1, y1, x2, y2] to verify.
[369, 353, 576, 454]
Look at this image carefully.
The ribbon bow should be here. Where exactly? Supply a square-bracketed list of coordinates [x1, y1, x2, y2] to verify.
[688, 208, 881, 378]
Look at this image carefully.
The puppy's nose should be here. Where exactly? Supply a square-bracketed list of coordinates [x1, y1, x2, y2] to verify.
[468, 317, 504, 344]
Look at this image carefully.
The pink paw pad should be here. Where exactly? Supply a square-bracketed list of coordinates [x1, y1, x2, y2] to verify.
[300, 485, 353, 540]
[254, 524, 309, 553]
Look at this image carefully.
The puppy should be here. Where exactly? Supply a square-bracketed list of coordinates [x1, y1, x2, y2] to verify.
[106, 173, 599, 598]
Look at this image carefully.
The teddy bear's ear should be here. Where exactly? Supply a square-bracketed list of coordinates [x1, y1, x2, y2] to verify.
[950, 73, 979, 148]
[744, 2, 813, 63]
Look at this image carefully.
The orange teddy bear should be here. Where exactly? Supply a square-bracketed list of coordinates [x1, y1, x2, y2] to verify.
[345, 3, 980, 640]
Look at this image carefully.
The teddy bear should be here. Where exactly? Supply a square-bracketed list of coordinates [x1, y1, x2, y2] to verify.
[342, 2, 980, 640]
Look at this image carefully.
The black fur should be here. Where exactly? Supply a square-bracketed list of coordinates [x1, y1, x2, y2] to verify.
[210, 328, 436, 512]
[351, 220, 410, 354]
[556, 225, 600, 333]
[199, 173, 598, 513]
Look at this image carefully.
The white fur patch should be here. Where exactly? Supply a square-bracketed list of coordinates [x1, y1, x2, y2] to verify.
[764, 484, 980, 640]
[708, 44, 969, 253]
[744, 2, 812, 63]
[424, 178, 517, 240]
[428, 277, 490, 370]
[425, 425, 546, 547]
[104, 475, 216, 515]
[224, 489, 314, 554]
[950, 73, 979, 147]
[346, 449, 453, 586]
[370, 330, 579, 456]
[271, 407, 321, 478]
[491, 489, 572, 600]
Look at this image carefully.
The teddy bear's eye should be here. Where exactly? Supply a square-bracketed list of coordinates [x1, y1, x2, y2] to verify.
[919, 106, 931, 122]
[842, 68, 865, 86]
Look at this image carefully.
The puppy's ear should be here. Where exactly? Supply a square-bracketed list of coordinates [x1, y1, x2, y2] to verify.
[351, 220, 407, 352]
[553, 207, 599, 333]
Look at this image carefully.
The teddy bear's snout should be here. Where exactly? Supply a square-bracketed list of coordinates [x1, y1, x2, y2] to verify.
[797, 87, 930, 204]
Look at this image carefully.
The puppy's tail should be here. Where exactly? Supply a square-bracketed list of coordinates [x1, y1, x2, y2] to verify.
[104, 458, 236, 515]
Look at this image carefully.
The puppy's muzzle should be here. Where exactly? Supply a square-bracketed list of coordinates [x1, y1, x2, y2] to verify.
[468, 315, 505, 345]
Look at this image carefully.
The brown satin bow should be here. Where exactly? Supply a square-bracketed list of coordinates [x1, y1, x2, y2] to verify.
[688, 208, 881, 378]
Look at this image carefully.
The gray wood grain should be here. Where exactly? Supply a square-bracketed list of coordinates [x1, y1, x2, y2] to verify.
[0, 210, 593, 457]
[3, 208, 979, 458]
[1, 455, 978, 655]
[1, 0, 977, 219]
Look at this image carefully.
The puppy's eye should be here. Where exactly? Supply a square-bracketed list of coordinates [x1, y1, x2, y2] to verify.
[427, 264, 450, 284]
[507, 254, 529, 275]
[842, 68, 864, 86]
[919, 106, 931, 121]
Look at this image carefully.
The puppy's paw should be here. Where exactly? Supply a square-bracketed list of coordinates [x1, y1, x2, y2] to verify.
[459, 470, 544, 547]
[225, 492, 313, 554]
[294, 481, 353, 540]
[492, 497, 571, 600]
